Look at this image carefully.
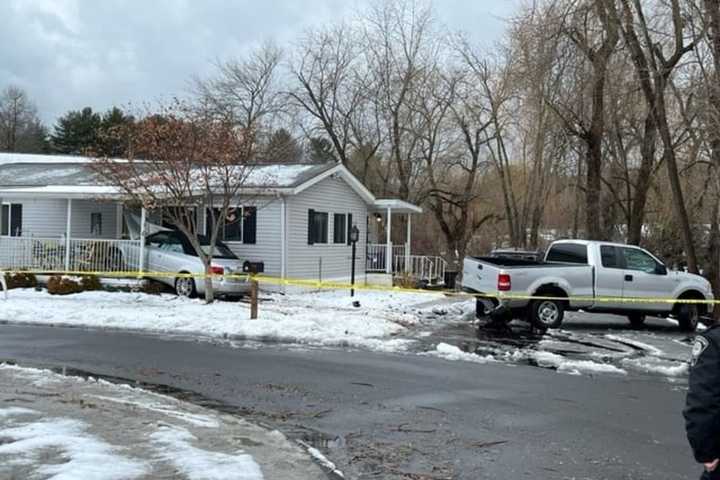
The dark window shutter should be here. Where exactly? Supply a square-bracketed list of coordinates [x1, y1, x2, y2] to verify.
[1, 205, 8, 236]
[243, 206, 257, 244]
[10, 204, 22, 237]
[205, 208, 213, 238]
[347, 213, 353, 245]
[307, 209, 315, 245]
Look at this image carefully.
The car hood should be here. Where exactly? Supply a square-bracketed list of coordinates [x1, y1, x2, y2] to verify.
[672, 270, 712, 289]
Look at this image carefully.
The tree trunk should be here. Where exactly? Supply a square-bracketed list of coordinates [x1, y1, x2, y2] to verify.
[627, 113, 657, 245]
[204, 261, 215, 304]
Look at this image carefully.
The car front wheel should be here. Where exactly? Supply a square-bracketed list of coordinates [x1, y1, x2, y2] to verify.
[175, 276, 197, 298]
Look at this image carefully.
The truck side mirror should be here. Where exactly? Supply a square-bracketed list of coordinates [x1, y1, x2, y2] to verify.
[655, 264, 667, 275]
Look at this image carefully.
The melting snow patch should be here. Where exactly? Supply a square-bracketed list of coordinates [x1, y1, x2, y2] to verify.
[297, 440, 345, 478]
[151, 425, 264, 480]
[509, 350, 627, 375]
[604, 335, 663, 356]
[428, 343, 496, 364]
[0, 412, 147, 479]
[621, 357, 689, 377]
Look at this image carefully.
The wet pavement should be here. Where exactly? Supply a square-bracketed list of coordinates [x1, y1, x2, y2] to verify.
[414, 305, 695, 380]
[0, 323, 701, 479]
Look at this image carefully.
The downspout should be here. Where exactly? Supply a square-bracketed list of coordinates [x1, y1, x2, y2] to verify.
[280, 195, 287, 293]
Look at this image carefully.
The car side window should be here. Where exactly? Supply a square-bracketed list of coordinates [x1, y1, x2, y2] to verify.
[600, 246, 621, 269]
[160, 236, 184, 254]
[147, 233, 167, 248]
[622, 248, 658, 273]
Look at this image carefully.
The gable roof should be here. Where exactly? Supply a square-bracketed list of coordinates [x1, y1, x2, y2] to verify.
[0, 153, 394, 208]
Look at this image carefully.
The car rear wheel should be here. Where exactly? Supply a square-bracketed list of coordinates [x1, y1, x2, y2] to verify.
[677, 304, 699, 332]
[175, 276, 197, 298]
[529, 299, 564, 330]
[628, 313, 646, 329]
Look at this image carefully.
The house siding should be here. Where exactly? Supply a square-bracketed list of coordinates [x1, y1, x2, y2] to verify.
[223, 196, 283, 277]
[3, 198, 117, 239]
[286, 176, 367, 281]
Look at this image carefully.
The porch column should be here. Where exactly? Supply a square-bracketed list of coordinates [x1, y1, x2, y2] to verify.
[405, 214, 412, 272]
[386, 207, 392, 274]
[64, 199, 72, 271]
[138, 207, 147, 276]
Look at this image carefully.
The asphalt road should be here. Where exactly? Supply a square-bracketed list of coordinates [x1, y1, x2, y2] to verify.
[0, 324, 700, 479]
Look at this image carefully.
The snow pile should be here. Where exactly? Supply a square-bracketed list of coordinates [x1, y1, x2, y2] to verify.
[0, 409, 148, 479]
[508, 350, 627, 375]
[0, 288, 440, 352]
[428, 343, 496, 364]
[151, 426, 263, 480]
[620, 357, 689, 377]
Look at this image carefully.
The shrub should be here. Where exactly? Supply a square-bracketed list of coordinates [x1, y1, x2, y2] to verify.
[140, 279, 167, 295]
[3, 272, 38, 290]
[47, 276, 85, 295]
[80, 275, 102, 291]
[394, 273, 419, 289]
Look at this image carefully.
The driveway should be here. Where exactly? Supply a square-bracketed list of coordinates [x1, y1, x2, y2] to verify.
[0, 323, 699, 480]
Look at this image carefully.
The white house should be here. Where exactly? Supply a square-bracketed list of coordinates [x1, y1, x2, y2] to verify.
[0, 153, 445, 287]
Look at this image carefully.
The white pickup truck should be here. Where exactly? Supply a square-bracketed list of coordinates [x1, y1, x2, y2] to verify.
[462, 240, 714, 332]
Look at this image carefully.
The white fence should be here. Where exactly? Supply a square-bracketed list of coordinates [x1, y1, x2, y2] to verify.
[0, 237, 141, 274]
[394, 255, 448, 284]
[366, 244, 407, 273]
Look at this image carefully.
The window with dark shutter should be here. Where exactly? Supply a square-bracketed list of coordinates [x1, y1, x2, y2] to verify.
[243, 206, 257, 244]
[2, 204, 22, 237]
[206, 207, 243, 242]
[91, 213, 103, 236]
[333, 214, 346, 244]
[308, 209, 328, 244]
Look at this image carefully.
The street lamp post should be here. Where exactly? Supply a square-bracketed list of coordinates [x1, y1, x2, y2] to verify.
[350, 225, 360, 297]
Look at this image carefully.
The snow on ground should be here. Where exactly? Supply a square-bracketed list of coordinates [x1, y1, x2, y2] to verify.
[427, 343, 496, 364]
[0, 412, 149, 479]
[507, 349, 628, 376]
[151, 426, 263, 480]
[0, 364, 325, 480]
[0, 288, 445, 352]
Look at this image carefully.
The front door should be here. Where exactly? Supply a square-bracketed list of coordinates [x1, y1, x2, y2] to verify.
[620, 246, 671, 312]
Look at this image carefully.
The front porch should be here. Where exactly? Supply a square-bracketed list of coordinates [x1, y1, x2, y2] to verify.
[366, 200, 447, 285]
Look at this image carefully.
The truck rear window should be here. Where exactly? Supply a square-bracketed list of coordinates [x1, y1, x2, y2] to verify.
[546, 243, 588, 264]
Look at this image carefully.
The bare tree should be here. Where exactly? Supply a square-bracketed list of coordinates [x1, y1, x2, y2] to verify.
[193, 42, 282, 130]
[611, 0, 702, 272]
[0, 85, 47, 153]
[92, 101, 255, 303]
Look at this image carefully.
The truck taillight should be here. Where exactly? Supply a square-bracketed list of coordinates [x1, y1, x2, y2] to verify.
[210, 266, 224, 276]
[498, 273, 511, 291]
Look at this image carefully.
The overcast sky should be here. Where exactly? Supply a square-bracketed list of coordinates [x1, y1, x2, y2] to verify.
[0, 0, 518, 126]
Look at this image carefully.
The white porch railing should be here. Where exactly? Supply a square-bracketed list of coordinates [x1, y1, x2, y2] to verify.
[394, 255, 448, 284]
[366, 244, 407, 273]
[0, 237, 142, 274]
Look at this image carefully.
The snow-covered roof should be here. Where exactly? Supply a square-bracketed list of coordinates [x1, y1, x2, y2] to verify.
[371, 199, 423, 214]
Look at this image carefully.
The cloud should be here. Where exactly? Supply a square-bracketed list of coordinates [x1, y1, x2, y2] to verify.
[0, 0, 517, 126]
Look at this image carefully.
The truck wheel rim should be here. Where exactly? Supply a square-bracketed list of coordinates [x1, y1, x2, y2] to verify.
[177, 278, 193, 297]
[538, 301, 559, 325]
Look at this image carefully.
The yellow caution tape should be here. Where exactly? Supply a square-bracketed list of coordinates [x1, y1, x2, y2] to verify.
[0, 269, 716, 305]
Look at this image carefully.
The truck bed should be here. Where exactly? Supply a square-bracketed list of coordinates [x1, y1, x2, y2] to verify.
[472, 257, 588, 268]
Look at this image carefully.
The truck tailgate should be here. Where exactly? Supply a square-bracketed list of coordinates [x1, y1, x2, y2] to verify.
[462, 257, 503, 294]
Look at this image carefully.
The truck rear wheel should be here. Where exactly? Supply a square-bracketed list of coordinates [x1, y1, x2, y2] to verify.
[627, 314, 646, 329]
[529, 299, 564, 330]
[677, 304, 699, 332]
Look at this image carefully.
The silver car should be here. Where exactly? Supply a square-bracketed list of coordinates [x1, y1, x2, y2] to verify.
[139, 230, 250, 298]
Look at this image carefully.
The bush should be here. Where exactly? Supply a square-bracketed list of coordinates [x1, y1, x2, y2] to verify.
[3, 272, 38, 290]
[140, 279, 167, 295]
[80, 275, 102, 291]
[47, 275, 103, 295]
[394, 273, 419, 289]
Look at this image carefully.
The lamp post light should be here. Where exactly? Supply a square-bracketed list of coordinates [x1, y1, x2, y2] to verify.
[350, 225, 360, 297]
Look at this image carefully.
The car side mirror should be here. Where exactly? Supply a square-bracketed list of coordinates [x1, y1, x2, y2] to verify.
[655, 264, 667, 275]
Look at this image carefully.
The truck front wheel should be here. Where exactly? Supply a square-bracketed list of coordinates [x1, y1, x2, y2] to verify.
[627, 313, 646, 329]
[677, 304, 699, 332]
[529, 299, 564, 330]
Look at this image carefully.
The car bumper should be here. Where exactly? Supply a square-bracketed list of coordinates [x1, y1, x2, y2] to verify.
[198, 277, 252, 295]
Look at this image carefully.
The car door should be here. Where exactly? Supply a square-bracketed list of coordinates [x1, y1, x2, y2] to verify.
[593, 245, 627, 309]
[620, 246, 671, 312]
[159, 235, 188, 275]
[145, 232, 169, 283]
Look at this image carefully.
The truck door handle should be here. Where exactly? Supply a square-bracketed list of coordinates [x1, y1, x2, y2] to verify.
[625, 274, 633, 282]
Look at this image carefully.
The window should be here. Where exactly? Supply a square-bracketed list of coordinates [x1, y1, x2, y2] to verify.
[546, 243, 588, 264]
[308, 209, 328, 244]
[91, 213, 103, 236]
[622, 247, 658, 273]
[600, 246, 620, 268]
[334, 214, 347, 244]
[1, 203, 22, 237]
[205, 206, 257, 244]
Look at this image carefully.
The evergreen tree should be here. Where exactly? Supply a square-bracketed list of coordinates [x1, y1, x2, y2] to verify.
[97, 107, 134, 157]
[51, 107, 101, 154]
[308, 137, 337, 164]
